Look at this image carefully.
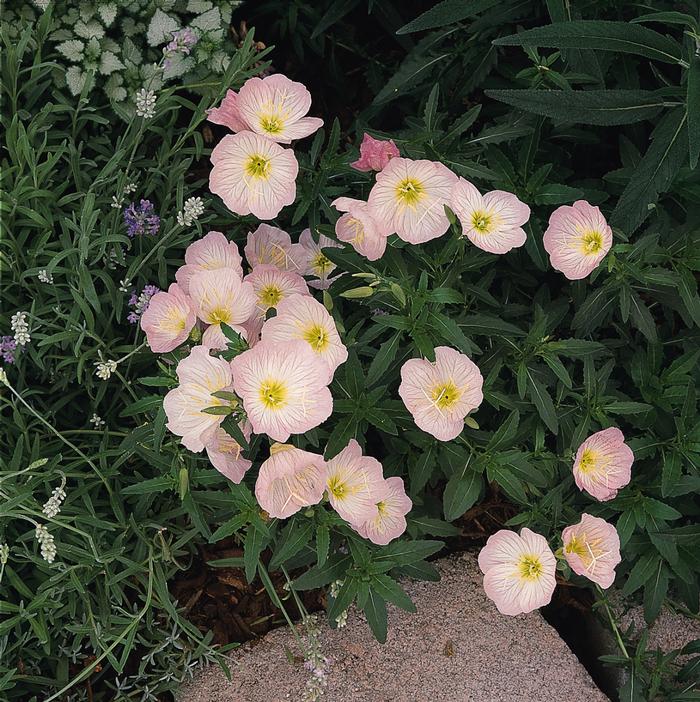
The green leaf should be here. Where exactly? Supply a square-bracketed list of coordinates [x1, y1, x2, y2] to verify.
[374, 539, 444, 565]
[643, 560, 669, 623]
[270, 519, 314, 569]
[526, 372, 558, 435]
[661, 451, 682, 498]
[443, 470, 482, 520]
[363, 588, 388, 643]
[371, 575, 416, 613]
[494, 21, 684, 64]
[210, 512, 249, 542]
[316, 525, 330, 567]
[397, 0, 500, 34]
[328, 578, 358, 622]
[688, 56, 700, 168]
[410, 444, 436, 495]
[611, 108, 688, 233]
[310, 0, 360, 40]
[486, 89, 665, 126]
[487, 410, 520, 451]
[292, 555, 352, 590]
[243, 525, 266, 583]
[221, 415, 249, 449]
[621, 551, 659, 596]
[604, 401, 653, 415]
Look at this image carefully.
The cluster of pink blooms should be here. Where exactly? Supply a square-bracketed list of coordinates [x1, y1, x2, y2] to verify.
[139, 228, 412, 543]
[478, 427, 633, 616]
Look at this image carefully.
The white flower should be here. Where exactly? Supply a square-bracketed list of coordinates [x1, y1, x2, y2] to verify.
[118, 278, 130, 293]
[124, 182, 137, 194]
[176, 196, 205, 227]
[0, 543, 9, 564]
[43, 483, 67, 518]
[135, 88, 157, 119]
[111, 195, 123, 209]
[35, 524, 57, 563]
[11, 311, 31, 347]
[0, 367, 8, 386]
[95, 360, 118, 380]
[38, 269, 54, 284]
[89, 413, 105, 427]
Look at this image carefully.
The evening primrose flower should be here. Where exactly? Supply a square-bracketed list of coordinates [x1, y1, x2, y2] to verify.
[235, 74, 324, 143]
[353, 477, 412, 546]
[350, 133, 400, 172]
[163, 346, 235, 452]
[324, 439, 385, 525]
[255, 443, 327, 519]
[298, 229, 342, 289]
[398, 346, 483, 441]
[261, 294, 348, 381]
[209, 131, 298, 220]
[188, 269, 257, 346]
[140, 283, 196, 353]
[367, 157, 458, 244]
[543, 200, 612, 280]
[450, 178, 530, 254]
[175, 231, 244, 295]
[562, 513, 621, 589]
[244, 264, 309, 317]
[230, 340, 333, 442]
[478, 528, 556, 616]
[331, 197, 390, 261]
[244, 223, 306, 272]
[205, 423, 252, 484]
[572, 427, 633, 501]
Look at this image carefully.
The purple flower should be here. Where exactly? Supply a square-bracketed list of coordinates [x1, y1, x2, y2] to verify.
[127, 284, 160, 324]
[123, 200, 160, 238]
[0, 336, 17, 364]
[164, 28, 198, 68]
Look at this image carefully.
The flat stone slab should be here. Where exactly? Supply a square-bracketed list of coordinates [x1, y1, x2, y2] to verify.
[179, 552, 608, 702]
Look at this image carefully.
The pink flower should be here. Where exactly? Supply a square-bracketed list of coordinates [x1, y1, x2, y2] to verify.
[230, 340, 333, 442]
[261, 294, 347, 381]
[324, 439, 385, 525]
[234, 74, 323, 144]
[189, 268, 257, 347]
[332, 197, 389, 261]
[562, 514, 621, 589]
[350, 133, 400, 172]
[398, 346, 483, 441]
[201, 322, 248, 351]
[205, 423, 252, 484]
[163, 346, 234, 452]
[298, 228, 342, 289]
[478, 528, 557, 616]
[140, 283, 196, 353]
[209, 131, 298, 220]
[244, 223, 306, 273]
[244, 264, 309, 318]
[543, 200, 613, 280]
[353, 477, 412, 545]
[255, 443, 327, 518]
[572, 428, 633, 501]
[450, 178, 530, 254]
[175, 231, 243, 295]
[207, 89, 248, 132]
[367, 158, 458, 244]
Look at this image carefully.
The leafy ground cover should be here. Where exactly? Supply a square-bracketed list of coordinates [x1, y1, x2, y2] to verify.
[1, 2, 699, 701]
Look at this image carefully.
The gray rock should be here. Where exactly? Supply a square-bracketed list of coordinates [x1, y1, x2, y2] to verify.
[179, 552, 609, 702]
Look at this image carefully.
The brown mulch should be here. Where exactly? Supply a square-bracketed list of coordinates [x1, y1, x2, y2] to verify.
[170, 538, 325, 646]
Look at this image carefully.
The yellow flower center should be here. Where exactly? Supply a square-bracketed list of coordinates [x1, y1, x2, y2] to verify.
[395, 178, 424, 207]
[581, 230, 603, 255]
[245, 154, 272, 180]
[564, 535, 587, 558]
[431, 380, 461, 409]
[303, 323, 329, 351]
[376, 500, 387, 516]
[327, 475, 347, 498]
[578, 448, 598, 474]
[312, 252, 332, 276]
[471, 210, 492, 233]
[209, 307, 231, 324]
[518, 555, 543, 580]
[346, 217, 365, 244]
[259, 284, 283, 308]
[259, 379, 287, 410]
[260, 114, 284, 135]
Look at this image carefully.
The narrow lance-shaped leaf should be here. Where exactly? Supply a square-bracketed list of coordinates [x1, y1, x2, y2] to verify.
[485, 89, 666, 126]
[493, 21, 684, 65]
[688, 56, 700, 169]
